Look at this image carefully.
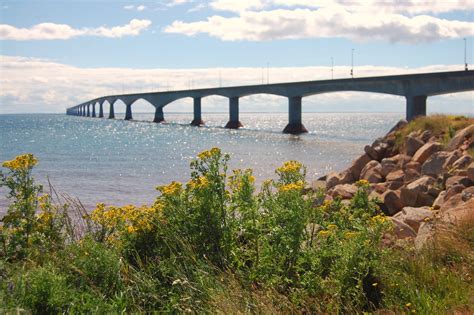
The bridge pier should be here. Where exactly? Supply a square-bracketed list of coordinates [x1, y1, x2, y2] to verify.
[109, 102, 115, 119]
[92, 103, 96, 117]
[86, 104, 90, 117]
[283, 96, 308, 134]
[154, 107, 165, 123]
[125, 103, 133, 120]
[225, 97, 243, 129]
[406, 95, 427, 121]
[99, 102, 104, 118]
[191, 97, 205, 126]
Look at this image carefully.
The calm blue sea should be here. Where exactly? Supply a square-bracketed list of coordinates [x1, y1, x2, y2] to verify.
[0, 112, 403, 214]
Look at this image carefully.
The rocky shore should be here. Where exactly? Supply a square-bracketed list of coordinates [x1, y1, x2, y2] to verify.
[319, 116, 474, 249]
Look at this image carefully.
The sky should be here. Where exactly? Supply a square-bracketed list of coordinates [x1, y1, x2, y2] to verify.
[0, 0, 473, 114]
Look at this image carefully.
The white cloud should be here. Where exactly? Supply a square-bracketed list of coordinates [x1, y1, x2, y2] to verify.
[211, 0, 471, 14]
[123, 4, 135, 10]
[167, 0, 192, 7]
[0, 55, 472, 114]
[136, 5, 146, 11]
[0, 19, 152, 40]
[165, 1, 474, 43]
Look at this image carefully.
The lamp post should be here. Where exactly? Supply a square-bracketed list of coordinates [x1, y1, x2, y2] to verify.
[350, 48, 354, 78]
[464, 38, 468, 71]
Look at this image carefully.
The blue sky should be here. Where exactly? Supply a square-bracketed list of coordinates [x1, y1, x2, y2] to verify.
[0, 0, 473, 114]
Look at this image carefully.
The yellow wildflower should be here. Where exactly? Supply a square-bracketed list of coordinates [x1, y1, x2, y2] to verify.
[276, 160, 303, 174]
[327, 224, 337, 230]
[372, 282, 378, 287]
[2, 154, 38, 170]
[371, 214, 388, 225]
[157, 181, 182, 196]
[127, 225, 137, 234]
[279, 180, 304, 193]
[187, 176, 209, 190]
[318, 230, 331, 238]
[197, 147, 220, 160]
[355, 179, 369, 187]
[344, 231, 358, 239]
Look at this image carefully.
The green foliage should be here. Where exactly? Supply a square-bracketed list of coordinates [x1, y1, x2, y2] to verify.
[1, 150, 473, 313]
[394, 114, 474, 149]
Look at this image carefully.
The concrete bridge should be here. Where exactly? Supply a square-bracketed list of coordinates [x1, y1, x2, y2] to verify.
[66, 70, 474, 134]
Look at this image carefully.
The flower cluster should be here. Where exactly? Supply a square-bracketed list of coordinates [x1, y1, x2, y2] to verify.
[2, 154, 38, 171]
[91, 203, 163, 239]
[278, 180, 304, 193]
[157, 181, 182, 196]
[276, 160, 303, 174]
[197, 147, 221, 160]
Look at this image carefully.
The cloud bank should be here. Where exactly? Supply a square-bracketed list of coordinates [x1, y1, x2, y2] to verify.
[165, 0, 474, 43]
[1, 55, 472, 115]
[0, 19, 152, 41]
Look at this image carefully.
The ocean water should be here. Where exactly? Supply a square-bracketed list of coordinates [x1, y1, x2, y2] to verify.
[0, 112, 402, 215]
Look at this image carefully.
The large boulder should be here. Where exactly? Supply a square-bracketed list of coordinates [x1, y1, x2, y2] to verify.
[406, 135, 424, 156]
[326, 170, 354, 190]
[389, 217, 417, 239]
[445, 176, 471, 189]
[386, 119, 408, 135]
[381, 158, 398, 177]
[393, 206, 434, 232]
[379, 190, 403, 215]
[414, 221, 435, 250]
[440, 198, 474, 225]
[412, 142, 443, 164]
[330, 184, 358, 200]
[421, 151, 450, 177]
[386, 169, 405, 183]
[400, 176, 436, 207]
[452, 155, 473, 170]
[443, 150, 463, 169]
[349, 154, 372, 180]
[360, 160, 383, 183]
[447, 124, 474, 151]
[403, 168, 421, 184]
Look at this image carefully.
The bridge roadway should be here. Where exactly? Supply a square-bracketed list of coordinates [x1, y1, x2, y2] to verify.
[67, 70, 474, 134]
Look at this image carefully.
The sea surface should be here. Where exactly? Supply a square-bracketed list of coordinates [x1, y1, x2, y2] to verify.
[0, 112, 403, 215]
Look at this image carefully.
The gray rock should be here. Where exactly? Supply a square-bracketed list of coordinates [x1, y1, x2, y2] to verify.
[421, 151, 450, 177]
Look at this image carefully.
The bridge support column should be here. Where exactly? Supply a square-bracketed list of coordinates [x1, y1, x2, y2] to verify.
[191, 97, 205, 126]
[99, 103, 104, 118]
[109, 103, 115, 119]
[283, 96, 308, 134]
[125, 103, 133, 120]
[86, 105, 90, 117]
[92, 104, 96, 117]
[225, 97, 243, 129]
[406, 95, 427, 121]
[154, 107, 165, 123]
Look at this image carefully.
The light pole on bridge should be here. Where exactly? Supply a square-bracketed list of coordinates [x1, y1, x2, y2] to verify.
[350, 48, 355, 78]
[464, 38, 469, 71]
